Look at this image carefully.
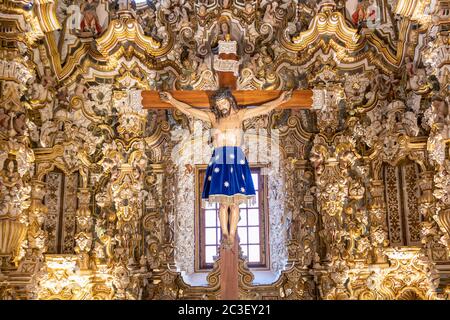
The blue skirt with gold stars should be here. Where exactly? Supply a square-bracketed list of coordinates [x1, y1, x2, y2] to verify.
[202, 146, 255, 206]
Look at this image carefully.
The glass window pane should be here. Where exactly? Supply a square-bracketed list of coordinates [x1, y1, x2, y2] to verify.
[248, 245, 260, 262]
[248, 193, 258, 208]
[238, 211, 247, 226]
[199, 167, 266, 268]
[247, 209, 260, 225]
[205, 210, 217, 227]
[217, 228, 222, 243]
[238, 227, 247, 244]
[205, 201, 216, 209]
[248, 227, 260, 244]
[251, 173, 258, 188]
[205, 246, 218, 264]
[241, 245, 248, 259]
[205, 228, 217, 245]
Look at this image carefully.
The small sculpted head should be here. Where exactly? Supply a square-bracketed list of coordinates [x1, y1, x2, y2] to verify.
[210, 88, 240, 119]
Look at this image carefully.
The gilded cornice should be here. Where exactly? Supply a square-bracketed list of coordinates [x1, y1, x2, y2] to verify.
[289, 9, 360, 51]
[33, 0, 60, 33]
[395, 0, 432, 21]
[57, 47, 180, 87]
[44, 33, 96, 81]
[46, 39, 178, 86]
[0, 11, 44, 46]
[275, 39, 397, 75]
[0, 0, 60, 47]
[96, 12, 171, 58]
[365, 135, 430, 171]
[280, 7, 409, 71]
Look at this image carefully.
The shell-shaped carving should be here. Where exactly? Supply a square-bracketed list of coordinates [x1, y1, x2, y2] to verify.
[96, 16, 171, 58]
[0, 219, 27, 256]
[436, 208, 450, 235]
[397, 289, 423, 300]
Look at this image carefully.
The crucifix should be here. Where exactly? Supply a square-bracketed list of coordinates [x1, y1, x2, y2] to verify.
[141, 19, 313, 299]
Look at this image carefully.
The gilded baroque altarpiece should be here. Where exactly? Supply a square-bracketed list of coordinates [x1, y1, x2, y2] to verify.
[0, 0, 449, 300]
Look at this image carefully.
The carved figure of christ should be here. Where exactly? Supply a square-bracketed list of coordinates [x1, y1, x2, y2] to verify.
[160, 89, 293, 248]
[143, 31, 311, 300]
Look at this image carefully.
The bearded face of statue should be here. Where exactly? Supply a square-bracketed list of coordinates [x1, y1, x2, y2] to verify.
[216, 98, 231, 116]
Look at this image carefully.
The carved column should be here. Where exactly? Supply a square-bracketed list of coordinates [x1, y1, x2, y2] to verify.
[28, 180, 48, 256]
[368, 179, 389, 264]
[75, 188, 93, 270]
[434, 163, 450, 255]
[418, 171, 446, 260]
[286, 159, 316, 267]
[98, 89, 149, 299]
[0, 56, 36, 278]
[436, 208, 450, 249]
[0, 34, 42, 298]
[421, 8, 450, 260]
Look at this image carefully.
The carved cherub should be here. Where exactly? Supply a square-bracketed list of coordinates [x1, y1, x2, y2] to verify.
[28, 82, 47, 102]
[244, 1, 254, 15]
[198, 4, 207, 18]
[57, 86, 70, 109]
[41, 67, 55, 89]
[221, 0, 231, 9]
[0, 108, 10, 131]
[310, 146, 325, 176]
[373, 69, 390, 96]
[409, 68, 427, 91]
[179, 47, 201, 85]
[431, 97, 450, 139]
[13, 113, 27, 136]
[432, 97, 449, 123]
[253, 46, 275, 79]
[404, 56, 416, 78]
[1, 160, 20, 186]
[262, 1, 277, 26]
[74, 77, 89, 98]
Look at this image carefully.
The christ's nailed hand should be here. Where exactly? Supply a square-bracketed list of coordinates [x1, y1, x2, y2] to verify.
[159, 91, 172, 102]
[280, 89, 293, 103]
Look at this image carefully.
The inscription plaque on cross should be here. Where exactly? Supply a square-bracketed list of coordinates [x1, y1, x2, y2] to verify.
[140, 37, 313, 300]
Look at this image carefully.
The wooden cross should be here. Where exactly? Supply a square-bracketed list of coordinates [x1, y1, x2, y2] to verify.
[140, 40, 313, 300]
[140, 35, 313, 110]
[141, 89, 313, 109]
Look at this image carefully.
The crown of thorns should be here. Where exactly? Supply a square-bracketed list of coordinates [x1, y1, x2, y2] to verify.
[211, 88, 235, 103]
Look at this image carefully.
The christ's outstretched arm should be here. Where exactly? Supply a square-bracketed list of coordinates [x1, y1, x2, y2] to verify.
[241, 90, 293, 120]
[160, 92, 213, 123]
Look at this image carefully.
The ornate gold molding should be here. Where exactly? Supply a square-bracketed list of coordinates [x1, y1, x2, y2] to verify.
[96, 12, 171, 58]
[290, 9, 360, 51]
[280, 5, 409, 71]
[33, 0, 60, 33]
